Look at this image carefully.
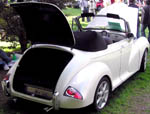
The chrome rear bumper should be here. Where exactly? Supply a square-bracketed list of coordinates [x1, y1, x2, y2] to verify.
[2, 80, 60, 110]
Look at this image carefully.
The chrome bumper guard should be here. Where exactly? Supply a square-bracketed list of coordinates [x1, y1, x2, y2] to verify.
[53, 91, 59, 110]
[44, 91, 59, 112]
[1, 80, 10, 96]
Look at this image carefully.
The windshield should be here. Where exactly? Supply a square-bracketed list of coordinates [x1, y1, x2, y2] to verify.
[77, 16, 126, 32]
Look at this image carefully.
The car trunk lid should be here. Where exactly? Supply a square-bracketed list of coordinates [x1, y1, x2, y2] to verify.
[11, 2, 75, 47]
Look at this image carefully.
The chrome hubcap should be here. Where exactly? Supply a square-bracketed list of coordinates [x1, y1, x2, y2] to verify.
[96, 81, 109, 109]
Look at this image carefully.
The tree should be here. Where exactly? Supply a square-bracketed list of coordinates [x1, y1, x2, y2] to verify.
[17, 0, 75, 9]
[0, 1, 27, 52]
[37, 0, 66, 9]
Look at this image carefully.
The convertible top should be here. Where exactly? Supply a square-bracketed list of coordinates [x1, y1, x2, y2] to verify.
[73, 31, 107, 51]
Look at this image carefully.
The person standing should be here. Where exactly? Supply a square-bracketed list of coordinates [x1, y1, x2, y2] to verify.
[128, 0, 140, 38]
[80, 0, 90, 22]
[141, 0, 150, 42]
[128, 0, 139, 8]
[0, 49, 12, 70]
[88, 0, 96, 14]
[2, 0, 8, 4]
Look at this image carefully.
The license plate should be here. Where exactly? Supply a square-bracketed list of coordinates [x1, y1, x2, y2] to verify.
[24, 84, 53, 99]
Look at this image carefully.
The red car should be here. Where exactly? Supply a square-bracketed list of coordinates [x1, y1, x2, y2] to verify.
[96, 0, 104, 11]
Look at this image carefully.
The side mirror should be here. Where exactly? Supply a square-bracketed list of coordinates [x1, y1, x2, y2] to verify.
[126, 33, 134, 38]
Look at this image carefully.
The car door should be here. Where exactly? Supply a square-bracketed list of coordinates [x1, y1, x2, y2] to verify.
[119, 38, 133, 81]
[93, 41, 123, 89]
[106, 42, 123, 88]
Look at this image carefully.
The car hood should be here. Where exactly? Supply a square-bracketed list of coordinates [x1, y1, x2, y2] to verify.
[11, 2, 75, 47]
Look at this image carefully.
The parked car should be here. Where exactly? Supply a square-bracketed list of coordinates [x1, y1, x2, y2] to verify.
[96, 0, 104, 11]
[2, 2, 149, 112]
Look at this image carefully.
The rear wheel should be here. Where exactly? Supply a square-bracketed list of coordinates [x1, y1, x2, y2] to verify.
[93, 77, 110, 111]
[140, 50, 148, 72]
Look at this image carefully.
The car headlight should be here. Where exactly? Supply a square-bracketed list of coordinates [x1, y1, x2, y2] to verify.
[64, 86, 83, 100]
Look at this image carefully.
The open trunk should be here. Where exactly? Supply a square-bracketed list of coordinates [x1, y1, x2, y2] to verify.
[13, 47, 73, 100]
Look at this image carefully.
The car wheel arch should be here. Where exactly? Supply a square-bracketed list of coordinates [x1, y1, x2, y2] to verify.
[93, 75, 112, 98]
[139, 48, 148, 72]
[103, 75, 112, 92]
[86, 74, 113, 107]
[91, 75, 112, 111]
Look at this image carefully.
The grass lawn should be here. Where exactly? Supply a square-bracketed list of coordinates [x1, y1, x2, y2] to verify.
[63, 7, 81, 17]
[0, 7, 150, 114]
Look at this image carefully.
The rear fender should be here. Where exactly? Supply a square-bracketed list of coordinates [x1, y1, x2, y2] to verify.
[66, 62, 112, 106]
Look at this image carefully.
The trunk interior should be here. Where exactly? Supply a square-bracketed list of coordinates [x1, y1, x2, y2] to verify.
[13, 47, 73, 100]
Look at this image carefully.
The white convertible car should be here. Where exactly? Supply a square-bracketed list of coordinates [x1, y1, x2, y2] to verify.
[2, 2, 149, 112]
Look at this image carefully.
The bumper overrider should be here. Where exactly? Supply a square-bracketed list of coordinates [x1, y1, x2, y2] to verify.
[42, 91, 60, 111]
[1, 79, 10, 96]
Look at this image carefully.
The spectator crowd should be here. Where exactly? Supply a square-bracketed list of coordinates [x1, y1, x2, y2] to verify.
[79, 0, 150, 42]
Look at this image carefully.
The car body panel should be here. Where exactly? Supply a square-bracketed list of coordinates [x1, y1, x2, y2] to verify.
[58, 62, 112, 108]
[2, 2, 149, 110]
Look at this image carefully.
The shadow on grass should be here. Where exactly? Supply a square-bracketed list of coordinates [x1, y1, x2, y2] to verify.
[1, 98, 95, 114]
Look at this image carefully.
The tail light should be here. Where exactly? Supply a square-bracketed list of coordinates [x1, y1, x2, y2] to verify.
[3, 73, 10, 81]
[64, 86, 83, 100]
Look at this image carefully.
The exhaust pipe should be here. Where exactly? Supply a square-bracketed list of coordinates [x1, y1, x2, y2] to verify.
[44, 107, 53, 112]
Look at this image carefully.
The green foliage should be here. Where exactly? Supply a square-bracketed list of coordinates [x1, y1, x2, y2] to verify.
[0, 18, 7, 27]
[0, 2, 27, 52]
[0, 0, 77, 52]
